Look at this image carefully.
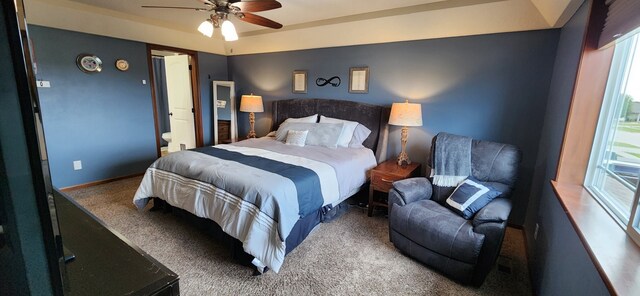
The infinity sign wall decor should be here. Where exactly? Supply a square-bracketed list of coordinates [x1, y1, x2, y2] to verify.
[315, 76, 341, 87]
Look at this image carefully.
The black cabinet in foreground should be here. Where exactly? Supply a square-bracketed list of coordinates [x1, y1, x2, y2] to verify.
[55, 190, 179, 296]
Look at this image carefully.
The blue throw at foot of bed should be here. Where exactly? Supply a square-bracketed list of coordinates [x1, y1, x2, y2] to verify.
[193, 146, 324, 218]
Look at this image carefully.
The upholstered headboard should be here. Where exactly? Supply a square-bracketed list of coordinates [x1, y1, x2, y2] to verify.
[271, 99, 390, 158]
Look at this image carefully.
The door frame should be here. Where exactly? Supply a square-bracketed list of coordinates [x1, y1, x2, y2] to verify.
[2, 0, 64, 294]
[146, 44, 203, 158]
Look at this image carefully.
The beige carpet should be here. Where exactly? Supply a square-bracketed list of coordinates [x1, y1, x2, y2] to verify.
[66, 177, 531, 296]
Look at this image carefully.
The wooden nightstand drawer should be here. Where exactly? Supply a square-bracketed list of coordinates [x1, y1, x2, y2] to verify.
[368, 159, 421, 217]
[371, 171, 404, 193]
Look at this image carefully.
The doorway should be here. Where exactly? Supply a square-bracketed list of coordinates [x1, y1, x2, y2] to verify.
[147, 44, 203, 158]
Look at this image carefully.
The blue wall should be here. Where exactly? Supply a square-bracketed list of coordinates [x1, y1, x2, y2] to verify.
[524, 1, 610, 295]
[198, 52, 229, 145]
[30, 26, 157, 188]
[30, 26, 228, 188]
[228, 30, 560, 225]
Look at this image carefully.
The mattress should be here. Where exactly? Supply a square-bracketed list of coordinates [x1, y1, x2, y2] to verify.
[133, 137, 377, 273]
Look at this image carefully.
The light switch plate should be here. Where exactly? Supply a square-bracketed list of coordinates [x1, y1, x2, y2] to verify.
[36, 80, 51, 88]
[73, 160, 82, 170]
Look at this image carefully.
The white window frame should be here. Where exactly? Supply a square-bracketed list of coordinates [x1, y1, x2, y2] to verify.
[586, 33, 640, 246]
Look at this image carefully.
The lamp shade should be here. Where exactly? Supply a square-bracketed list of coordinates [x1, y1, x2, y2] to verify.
[389, 100, 423, 127]
[224, 30, 239, 41]
[197, 20, 214, 37]
[240, 94, 264, 113]
[221, 20, 238, 41]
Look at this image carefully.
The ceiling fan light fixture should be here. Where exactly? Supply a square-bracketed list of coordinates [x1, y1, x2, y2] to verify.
[197, 19, 214, 37]
[221, 19, 238, 41]
[224, 31, 239, 41]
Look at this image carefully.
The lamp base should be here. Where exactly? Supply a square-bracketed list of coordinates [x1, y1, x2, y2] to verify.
[247, 112, 257, 139]
[397, 126, 411, 166]
[397, 152, 411, 166]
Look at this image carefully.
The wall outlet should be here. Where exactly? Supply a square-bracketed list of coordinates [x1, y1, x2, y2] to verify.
[73, 160, 82, 171]
[534, 223, 540, 240]
[142, 79, 146, 85]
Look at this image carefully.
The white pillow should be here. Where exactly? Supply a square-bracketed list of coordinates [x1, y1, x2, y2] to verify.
[285, 130, 308, 147]
[283, 114, 318, 123]
[348, 124, 372, 148]
[275, 122, 344, 148]
[319, 116, 359, 147]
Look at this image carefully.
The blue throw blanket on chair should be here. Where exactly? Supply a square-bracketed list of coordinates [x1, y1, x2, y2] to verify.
[430, 133, 472, 187]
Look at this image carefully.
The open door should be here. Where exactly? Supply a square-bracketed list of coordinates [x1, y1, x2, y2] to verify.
[164, 55, 196, 152]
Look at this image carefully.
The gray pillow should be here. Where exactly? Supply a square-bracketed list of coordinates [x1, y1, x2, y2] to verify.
[276, 122, 344, 148]
[285, 130, 308, 147]
[348, 124, 372, 148]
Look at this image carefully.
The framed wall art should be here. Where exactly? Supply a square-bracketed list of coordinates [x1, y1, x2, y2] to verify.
[292, 70, 307, 94]
[349, 67, 369, 94]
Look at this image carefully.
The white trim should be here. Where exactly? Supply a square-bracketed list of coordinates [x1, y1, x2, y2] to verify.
[585, 33, 640, 248]
[212, 81, 236, 145]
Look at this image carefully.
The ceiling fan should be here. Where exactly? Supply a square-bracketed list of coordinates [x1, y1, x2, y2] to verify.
[142, 0, 283, 41]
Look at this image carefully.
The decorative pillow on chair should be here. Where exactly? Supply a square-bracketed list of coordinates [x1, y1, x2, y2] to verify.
[285, 130, 308, 147]
[445, 177, 503, 219]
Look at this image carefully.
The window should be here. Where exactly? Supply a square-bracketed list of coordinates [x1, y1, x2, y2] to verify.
[586, 30, 640, 245]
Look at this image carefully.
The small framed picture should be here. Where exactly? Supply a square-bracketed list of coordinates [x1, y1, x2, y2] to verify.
[349, 67, 369, 94]
[292, 70, 307, 94]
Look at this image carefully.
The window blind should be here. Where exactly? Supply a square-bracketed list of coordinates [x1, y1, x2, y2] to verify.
[599, 0, 640, 48]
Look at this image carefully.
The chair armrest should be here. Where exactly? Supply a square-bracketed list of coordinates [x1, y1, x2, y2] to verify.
[472, 198, 512, 227]
[388, 177, 433, 207]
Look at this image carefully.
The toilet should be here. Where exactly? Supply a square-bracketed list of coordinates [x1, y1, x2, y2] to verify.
[162, 132, 177, 153]
[161, 132, 172, 143]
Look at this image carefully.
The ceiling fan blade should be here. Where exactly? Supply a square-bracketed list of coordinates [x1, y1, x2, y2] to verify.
[141, 5, 207, 11]
[231, 1, 281, 12]
[238, 12, 283, 29]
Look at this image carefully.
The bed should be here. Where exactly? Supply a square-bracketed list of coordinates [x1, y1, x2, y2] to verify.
[133, 98, 390, 273]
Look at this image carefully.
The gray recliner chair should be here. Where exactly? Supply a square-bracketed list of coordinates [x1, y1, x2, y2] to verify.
[388, 135, 521, 286]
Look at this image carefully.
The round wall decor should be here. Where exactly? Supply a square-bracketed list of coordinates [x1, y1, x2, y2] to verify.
[76, 54, 102, 73]
[115, 59, 129, 71]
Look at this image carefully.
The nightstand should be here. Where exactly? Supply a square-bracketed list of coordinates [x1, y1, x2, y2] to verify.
[368, 159, 421, 217]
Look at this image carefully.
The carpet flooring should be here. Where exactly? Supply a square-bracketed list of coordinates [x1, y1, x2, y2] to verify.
[66, 176, 532, 296]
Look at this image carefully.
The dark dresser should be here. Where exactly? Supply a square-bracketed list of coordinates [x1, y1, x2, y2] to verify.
[55, 190, 179, 295]
[218, 120, 231, 144]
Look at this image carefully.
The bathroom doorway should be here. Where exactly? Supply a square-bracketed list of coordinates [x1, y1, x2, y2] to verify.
[148, 44, 203, 157]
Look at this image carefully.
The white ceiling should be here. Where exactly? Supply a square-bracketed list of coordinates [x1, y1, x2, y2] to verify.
[68, 0, 448, 34]
[23, 0, 585, 55]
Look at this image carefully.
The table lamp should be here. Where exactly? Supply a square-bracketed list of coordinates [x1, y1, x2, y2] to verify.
[389, 99, 423, 166]
[240, 94, 264, 138]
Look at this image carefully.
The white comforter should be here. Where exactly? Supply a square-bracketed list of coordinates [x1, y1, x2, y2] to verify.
[133, 138, 376, 272]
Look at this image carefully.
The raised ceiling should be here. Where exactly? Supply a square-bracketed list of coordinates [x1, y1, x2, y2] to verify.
[23, 0, 585, 55]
